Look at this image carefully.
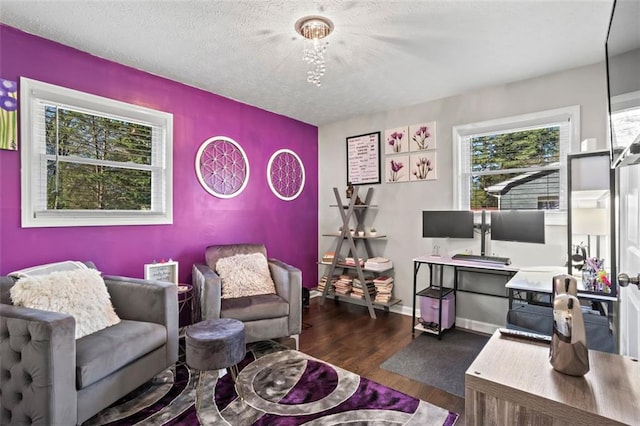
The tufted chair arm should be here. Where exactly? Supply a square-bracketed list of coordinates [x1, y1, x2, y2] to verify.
[268, 259, 302, 336]
[0, 304, 77, 426]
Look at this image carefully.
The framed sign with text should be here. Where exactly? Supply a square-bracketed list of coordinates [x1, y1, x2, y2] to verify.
[346, 131, 381, 185]
[144, 261, 179, 284]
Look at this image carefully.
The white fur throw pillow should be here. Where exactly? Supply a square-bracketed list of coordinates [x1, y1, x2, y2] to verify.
[10, 269, 121, 339]
[216, 253, 277, 299]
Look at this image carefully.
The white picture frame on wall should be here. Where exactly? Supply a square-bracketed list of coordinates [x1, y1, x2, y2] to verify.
[346, 131, 381, 185]
[144, 261, 179, 284]
[409, 152, 437, 181]
[409, 121, 437, 151]
[384, 126, 409, 154]
[386, 154, 410, 183]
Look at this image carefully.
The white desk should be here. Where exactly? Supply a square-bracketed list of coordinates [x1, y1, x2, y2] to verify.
[412, 255, 519, 338]
[506, 267, 617, 309]
[412, 255, 519, 272]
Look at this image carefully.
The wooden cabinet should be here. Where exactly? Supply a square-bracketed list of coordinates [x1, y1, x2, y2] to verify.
[465, 330, 639, 425]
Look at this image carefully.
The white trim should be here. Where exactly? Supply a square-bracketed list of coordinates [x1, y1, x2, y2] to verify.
[267, 149, 306, 201]
[452, 105, 580, 210]
[309, 292, 502, 335]
[20, 77, 173, 228]
[453, 317, 500, 335]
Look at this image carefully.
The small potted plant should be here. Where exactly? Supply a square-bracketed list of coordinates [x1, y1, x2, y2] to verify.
[350, 228, 355, 236]
[358, 230, 365, 237]
[369, 228, 377, 237]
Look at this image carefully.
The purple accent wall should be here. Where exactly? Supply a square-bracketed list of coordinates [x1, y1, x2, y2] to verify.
[0, 25, 318, 287]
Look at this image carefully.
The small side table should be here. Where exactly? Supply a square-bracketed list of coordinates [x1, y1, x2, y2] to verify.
[177, 284, 193, 365]
[177, 283, 193, 330]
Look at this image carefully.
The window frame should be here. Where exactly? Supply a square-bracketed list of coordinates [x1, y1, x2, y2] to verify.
[20, 77, 173, 228]
[452, 106, 580, 225]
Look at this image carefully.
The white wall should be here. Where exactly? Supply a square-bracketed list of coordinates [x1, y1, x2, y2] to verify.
[318, 62, 608, 331]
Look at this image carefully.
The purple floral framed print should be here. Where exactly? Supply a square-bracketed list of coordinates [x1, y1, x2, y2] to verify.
[384, 126, 408, 154]
[409, 121, 437, 151]
[410, 152, 437, 181]
[386, 154, 410, 183]
[0, 78, 18, 151]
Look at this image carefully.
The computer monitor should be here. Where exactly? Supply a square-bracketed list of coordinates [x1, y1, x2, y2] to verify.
[422, 210, 474, 239]
[490, 210, 545, 244]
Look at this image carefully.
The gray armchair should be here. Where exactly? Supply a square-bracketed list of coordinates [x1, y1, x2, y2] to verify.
[192, 243, 302, 347]
[0, 262, 178, 425]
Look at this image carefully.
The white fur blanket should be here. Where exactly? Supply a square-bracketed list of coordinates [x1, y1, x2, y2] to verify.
[10, 268, 121, 339]
[216, 253, 276, 299]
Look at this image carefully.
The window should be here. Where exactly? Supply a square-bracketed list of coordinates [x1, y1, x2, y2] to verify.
[453, 106, 579, 219]
[537, 196, 560, 210]
[20, 77, 173, 227]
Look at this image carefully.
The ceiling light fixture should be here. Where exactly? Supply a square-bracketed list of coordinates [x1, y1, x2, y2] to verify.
[295, 16, 334, 87]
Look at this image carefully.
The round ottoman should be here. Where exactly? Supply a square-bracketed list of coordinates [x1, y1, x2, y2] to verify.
[185, 318, 246, 407]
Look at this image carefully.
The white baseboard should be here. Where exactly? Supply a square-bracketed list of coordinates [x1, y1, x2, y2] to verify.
[453, 317, 500, 335]
[392, 304, 415, 316]
[309, 290, 500, 334]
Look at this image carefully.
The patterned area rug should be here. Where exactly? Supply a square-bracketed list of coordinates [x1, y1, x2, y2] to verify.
[84, 341, 458, 425]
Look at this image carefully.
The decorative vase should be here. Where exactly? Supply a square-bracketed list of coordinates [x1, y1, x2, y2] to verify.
[582, 268, 597, 292]
[550, 274, 589, 377]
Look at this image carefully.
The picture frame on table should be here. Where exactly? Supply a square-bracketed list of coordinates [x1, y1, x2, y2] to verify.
[144, 261, 179, 284]
[346, 131, 381, 185]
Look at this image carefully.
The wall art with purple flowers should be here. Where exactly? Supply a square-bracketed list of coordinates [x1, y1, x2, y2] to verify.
[386, 154, 409, 183]
[384, 126, 408, 155]
[0, 78, 18, 151]
[410, 152, 437, 181]
[409, 121, 436, 151]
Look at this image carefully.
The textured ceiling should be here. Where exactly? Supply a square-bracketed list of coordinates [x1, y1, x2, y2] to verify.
[0, 0, 614, 126]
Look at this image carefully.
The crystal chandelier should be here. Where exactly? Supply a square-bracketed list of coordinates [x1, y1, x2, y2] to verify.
[295, 16, 334, 87]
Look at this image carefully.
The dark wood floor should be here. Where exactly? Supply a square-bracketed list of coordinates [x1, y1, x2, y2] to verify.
[297, 297, 467, 424]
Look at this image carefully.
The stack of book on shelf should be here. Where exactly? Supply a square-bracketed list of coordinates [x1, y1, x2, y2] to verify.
[364, 256, 393, 271]
[343, 257, 364, 267]
[317, 274, 339, 292]
[322, 251, 336, 263]
[351, 276, 376, 300]
[373, 275, 394, 303]
[334, 274, 354, 295]
[317, 275, 329, 292]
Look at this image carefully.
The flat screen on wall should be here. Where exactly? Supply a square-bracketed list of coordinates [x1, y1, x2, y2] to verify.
[490, 210, 545, 244]
[422, 210, 474, 239]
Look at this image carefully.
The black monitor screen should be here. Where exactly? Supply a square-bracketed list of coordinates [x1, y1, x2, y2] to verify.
[490, 210, 545, 244]
[422, 210, 474, 239]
